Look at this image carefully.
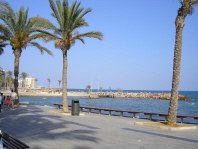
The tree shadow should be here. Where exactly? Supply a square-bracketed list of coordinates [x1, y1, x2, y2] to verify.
[0, 105, 100, 148]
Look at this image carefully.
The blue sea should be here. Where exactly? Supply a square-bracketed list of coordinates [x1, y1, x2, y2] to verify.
[20, 89, 198, 123]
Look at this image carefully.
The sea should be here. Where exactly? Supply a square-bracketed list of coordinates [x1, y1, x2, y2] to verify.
[20, 89, 198, 124]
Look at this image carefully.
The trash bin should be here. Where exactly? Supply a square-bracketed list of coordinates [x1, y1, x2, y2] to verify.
[72, 100, 80, 116]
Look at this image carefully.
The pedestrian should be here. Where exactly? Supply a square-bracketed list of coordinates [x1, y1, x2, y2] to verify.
[1, 95, 5, 108]
[10, 89, 17, 109]
[6, 96, 11, 109]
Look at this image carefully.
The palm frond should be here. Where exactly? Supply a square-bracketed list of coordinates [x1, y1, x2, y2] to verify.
[30, 16, 57, 30]
[28, 32, 59, 42]
[70, 3, 91, 31]
[16, 7, 29, 32]
[49, 0, 63, 28]
[74, 31, 103, 41]
[192, 0, 198, 5]
[0, 4, 16, 34]
[72, 18, 88, 30]
[0, 0, 10, 14]
[47, 0, 103, 51]
[62, 0, 69, 31]
[0, 41, 7, 55]
[0, 48, 4, 55]
[0, 23, 12, 39]
[29, 41, 54, 56]
[178, 0, 183, 4]
[75, 37, 85, 44]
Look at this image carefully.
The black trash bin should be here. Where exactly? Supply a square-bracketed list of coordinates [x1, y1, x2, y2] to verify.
[72, 100, 80, 116]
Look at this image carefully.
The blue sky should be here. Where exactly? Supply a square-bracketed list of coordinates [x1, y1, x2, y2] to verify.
[1, 0, 198, 91]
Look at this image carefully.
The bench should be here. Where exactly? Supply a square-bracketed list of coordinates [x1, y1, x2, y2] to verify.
[53, 103, 198, 123]
[81, 106, 114, 115]
[0, 130, 29, 149]
[126, 110, 143, 118]
[176, 114, 197, 123]
[113, 109, 126, 117]
[103, 108, 115, 115]
[159, 114, 198, 123]
[144, 112, 159, 120]
[194, 116, 198, 120]
[80, 106, 94, 113]
[93, 107, 112, 115]
[158, 113, 168, 121]
[54, 104, 71, 109]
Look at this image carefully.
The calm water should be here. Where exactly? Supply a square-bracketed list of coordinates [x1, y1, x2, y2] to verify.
[20, 90, 198, 123]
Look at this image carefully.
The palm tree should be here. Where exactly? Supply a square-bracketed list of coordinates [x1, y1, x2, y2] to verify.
[35, 78, 38, 88]
[0, 0, 9, 55]
[7, 71, 13, 89]
[86, 85, 91, 93]
[0, 4, 53, 104]
[99, 87, 103, 92]
[20, 72, 28, 88]
[167, 0, 198, 125]
[47, 78, 51, 89]
[58, 80, 61, 93]
[32, 0, 103, 112]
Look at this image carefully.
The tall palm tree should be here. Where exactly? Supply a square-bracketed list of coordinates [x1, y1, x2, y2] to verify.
[0, 4, 53, 104]
[86, 85, 91, 93]
[58, 80, 61, 93]
[35, 78, 38, 88]
[7, 71, 13, 89]
[32, 0, 103, 112]
[47, 78, 51, 89]
[99, 87, 103, 92]
[20, 72, 28, 88]
[0, 0, 9, 55]
[167, 0, 198, 125]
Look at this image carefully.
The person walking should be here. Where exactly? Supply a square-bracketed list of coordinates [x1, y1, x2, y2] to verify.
[10, 89, 17, 109]
[6, 96, 11, 109]
[1, 95, 5, 108]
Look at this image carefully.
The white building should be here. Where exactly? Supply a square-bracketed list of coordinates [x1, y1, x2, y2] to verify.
[18, 80, 23, 88]
[25, 77, 36, 88]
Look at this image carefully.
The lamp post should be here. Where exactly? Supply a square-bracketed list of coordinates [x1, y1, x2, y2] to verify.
[97, 76, 100, 92]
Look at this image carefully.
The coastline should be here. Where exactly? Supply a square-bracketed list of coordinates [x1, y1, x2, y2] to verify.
[18, 91, 192, 100]
[18, 91, 89, 97]
[1, 89, 192, 100]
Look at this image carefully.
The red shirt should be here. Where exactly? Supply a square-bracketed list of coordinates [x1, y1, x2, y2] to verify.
[6, 97, 10, 104]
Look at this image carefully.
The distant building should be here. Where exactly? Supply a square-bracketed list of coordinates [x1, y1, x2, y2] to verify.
[18, 80, 24, 88]
[25, 77, 36, 88]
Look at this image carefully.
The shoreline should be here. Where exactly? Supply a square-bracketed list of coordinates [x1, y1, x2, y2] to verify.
[19, 91, 192, 100]
[1, 90, 192, 100]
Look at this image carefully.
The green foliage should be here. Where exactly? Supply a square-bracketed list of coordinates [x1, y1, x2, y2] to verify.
[20, 72, 28, 80]
[33, 0, 103, 51]
[0, 4, 54, 55]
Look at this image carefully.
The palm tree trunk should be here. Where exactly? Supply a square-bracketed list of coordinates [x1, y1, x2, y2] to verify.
[167, 15, 185, 125]
[13, 48, 21, 105]
[62, 49, 69, 112]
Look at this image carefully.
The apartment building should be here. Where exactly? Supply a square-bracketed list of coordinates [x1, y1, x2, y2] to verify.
[25, 77, 36, 88]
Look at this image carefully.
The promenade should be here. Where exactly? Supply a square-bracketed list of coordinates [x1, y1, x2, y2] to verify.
[0, 105, 198, 149]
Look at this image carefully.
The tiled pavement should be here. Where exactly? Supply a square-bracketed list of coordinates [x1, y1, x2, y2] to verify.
[0, 105, 198, 149]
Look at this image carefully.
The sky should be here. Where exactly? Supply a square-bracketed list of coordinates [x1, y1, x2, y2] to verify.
[0, 0, 198, 91]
